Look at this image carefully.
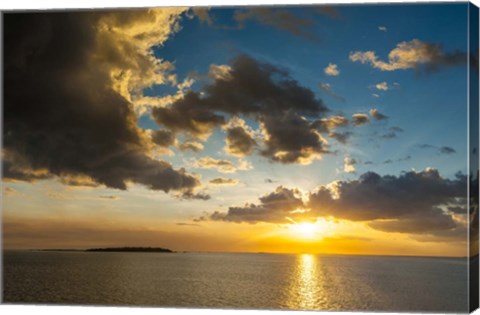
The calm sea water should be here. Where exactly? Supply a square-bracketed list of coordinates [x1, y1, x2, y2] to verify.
[2, 251, 468, 312]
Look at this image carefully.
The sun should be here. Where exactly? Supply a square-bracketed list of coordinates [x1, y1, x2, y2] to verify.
[290, 222, 319, 239]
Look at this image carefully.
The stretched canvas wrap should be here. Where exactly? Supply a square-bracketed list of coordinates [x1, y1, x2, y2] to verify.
[1, 1, 479, 313]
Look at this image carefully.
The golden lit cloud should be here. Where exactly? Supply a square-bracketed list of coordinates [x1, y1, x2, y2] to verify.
[351, 113, 369, 126]
[343, 156, 357, 173]
[324, 63, 340, 76]
[191, 157, 253, 173]
[350, 39, 466, 71]
[209, 178, 240, 186]
[375, 81, 389, 90]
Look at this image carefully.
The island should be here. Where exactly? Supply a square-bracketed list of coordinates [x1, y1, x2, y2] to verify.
[85, 247, 173, 253]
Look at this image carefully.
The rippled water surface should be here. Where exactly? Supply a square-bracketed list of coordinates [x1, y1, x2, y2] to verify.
[3, 251, 468, 312]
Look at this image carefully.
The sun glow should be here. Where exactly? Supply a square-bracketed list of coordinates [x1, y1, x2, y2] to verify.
[290, 222, 321, 239]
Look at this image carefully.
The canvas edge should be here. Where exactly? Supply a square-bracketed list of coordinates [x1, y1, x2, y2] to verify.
[469, 1, 480, 313]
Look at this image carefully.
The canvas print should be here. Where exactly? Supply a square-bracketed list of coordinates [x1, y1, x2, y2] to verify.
[1, 2, 479, 313]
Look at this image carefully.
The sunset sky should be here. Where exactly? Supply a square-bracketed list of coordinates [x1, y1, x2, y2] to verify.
[3, 3, 477, 256]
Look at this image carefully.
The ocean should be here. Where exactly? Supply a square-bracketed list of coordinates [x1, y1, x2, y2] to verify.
[2, 251, 469, 312]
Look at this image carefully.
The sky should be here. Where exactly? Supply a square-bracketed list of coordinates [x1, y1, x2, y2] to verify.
[2, 3, 478, 256]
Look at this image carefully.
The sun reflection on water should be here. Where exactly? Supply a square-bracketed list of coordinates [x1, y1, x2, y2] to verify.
[287, 254, 323, 310]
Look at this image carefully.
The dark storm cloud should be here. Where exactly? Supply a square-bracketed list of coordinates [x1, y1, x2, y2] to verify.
[206, 186, 305, 223]
[151, 92, 226, 139]
[308, 169, 467, 235]
[225, 126, 257, 157]
[151, 130, 176, 147]
[199, 168, 467, 239]
[152, 55, 329, 164]
[3, 160, 53, 182]
[233, 8, 319, 42]
[260, 111, 329, 164]
[3, 10, 203, 195]
[368, 208, 457, 234]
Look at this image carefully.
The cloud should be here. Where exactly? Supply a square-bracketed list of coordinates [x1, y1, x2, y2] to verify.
[329, 131, 353, 144]
[191, 7, 213, 25]
[397, 155, 412, 162]
[419, 144, 456, 155]
[311, 115, 352, 144]
[390, 126, 404, 133]
[260, 111, 328, 164]
[369, 108, 388, 120]
[419, 144, 436, 149]
[312, 115, 349, 132]
[205, 186, 305, 223]
[152, 55, 329, 164]
[179, 190, 211, 200]
[439, 146, 456, 155]
[191, 157, 252, 174]
[344, 156, 357, 173]
[375, 82, 389, 91]
[316, 6, 341, 19]
[324, 63, 340, 76]
[233, 8, 318, 41]
[371, 93, 380, 98]
[350, 39, 466, 72]
[378, 26, 387, 32]
[200, 168, 467, 240]
[351, 113, 369, 126]
[151, 92, 226, 140]
[176, 222, 202, 227]
[208, 64, 232, 81]
[3, 160, 53, 183]
[58, 174, 100, 188]
[209, 178, 240, 186]
[177, 141, 204, 152]
[224, 117, 257, 157]
[319, 83, 345, 102]
[3, 9, 209, 197]
[151, 129, 176, 147]
[308, 169, 466, 235]
[132, 77, 194, 114]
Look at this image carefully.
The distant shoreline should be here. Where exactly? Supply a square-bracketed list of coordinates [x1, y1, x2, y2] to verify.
[8, 249, 472, 259]
[35, 247, 174, 253]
